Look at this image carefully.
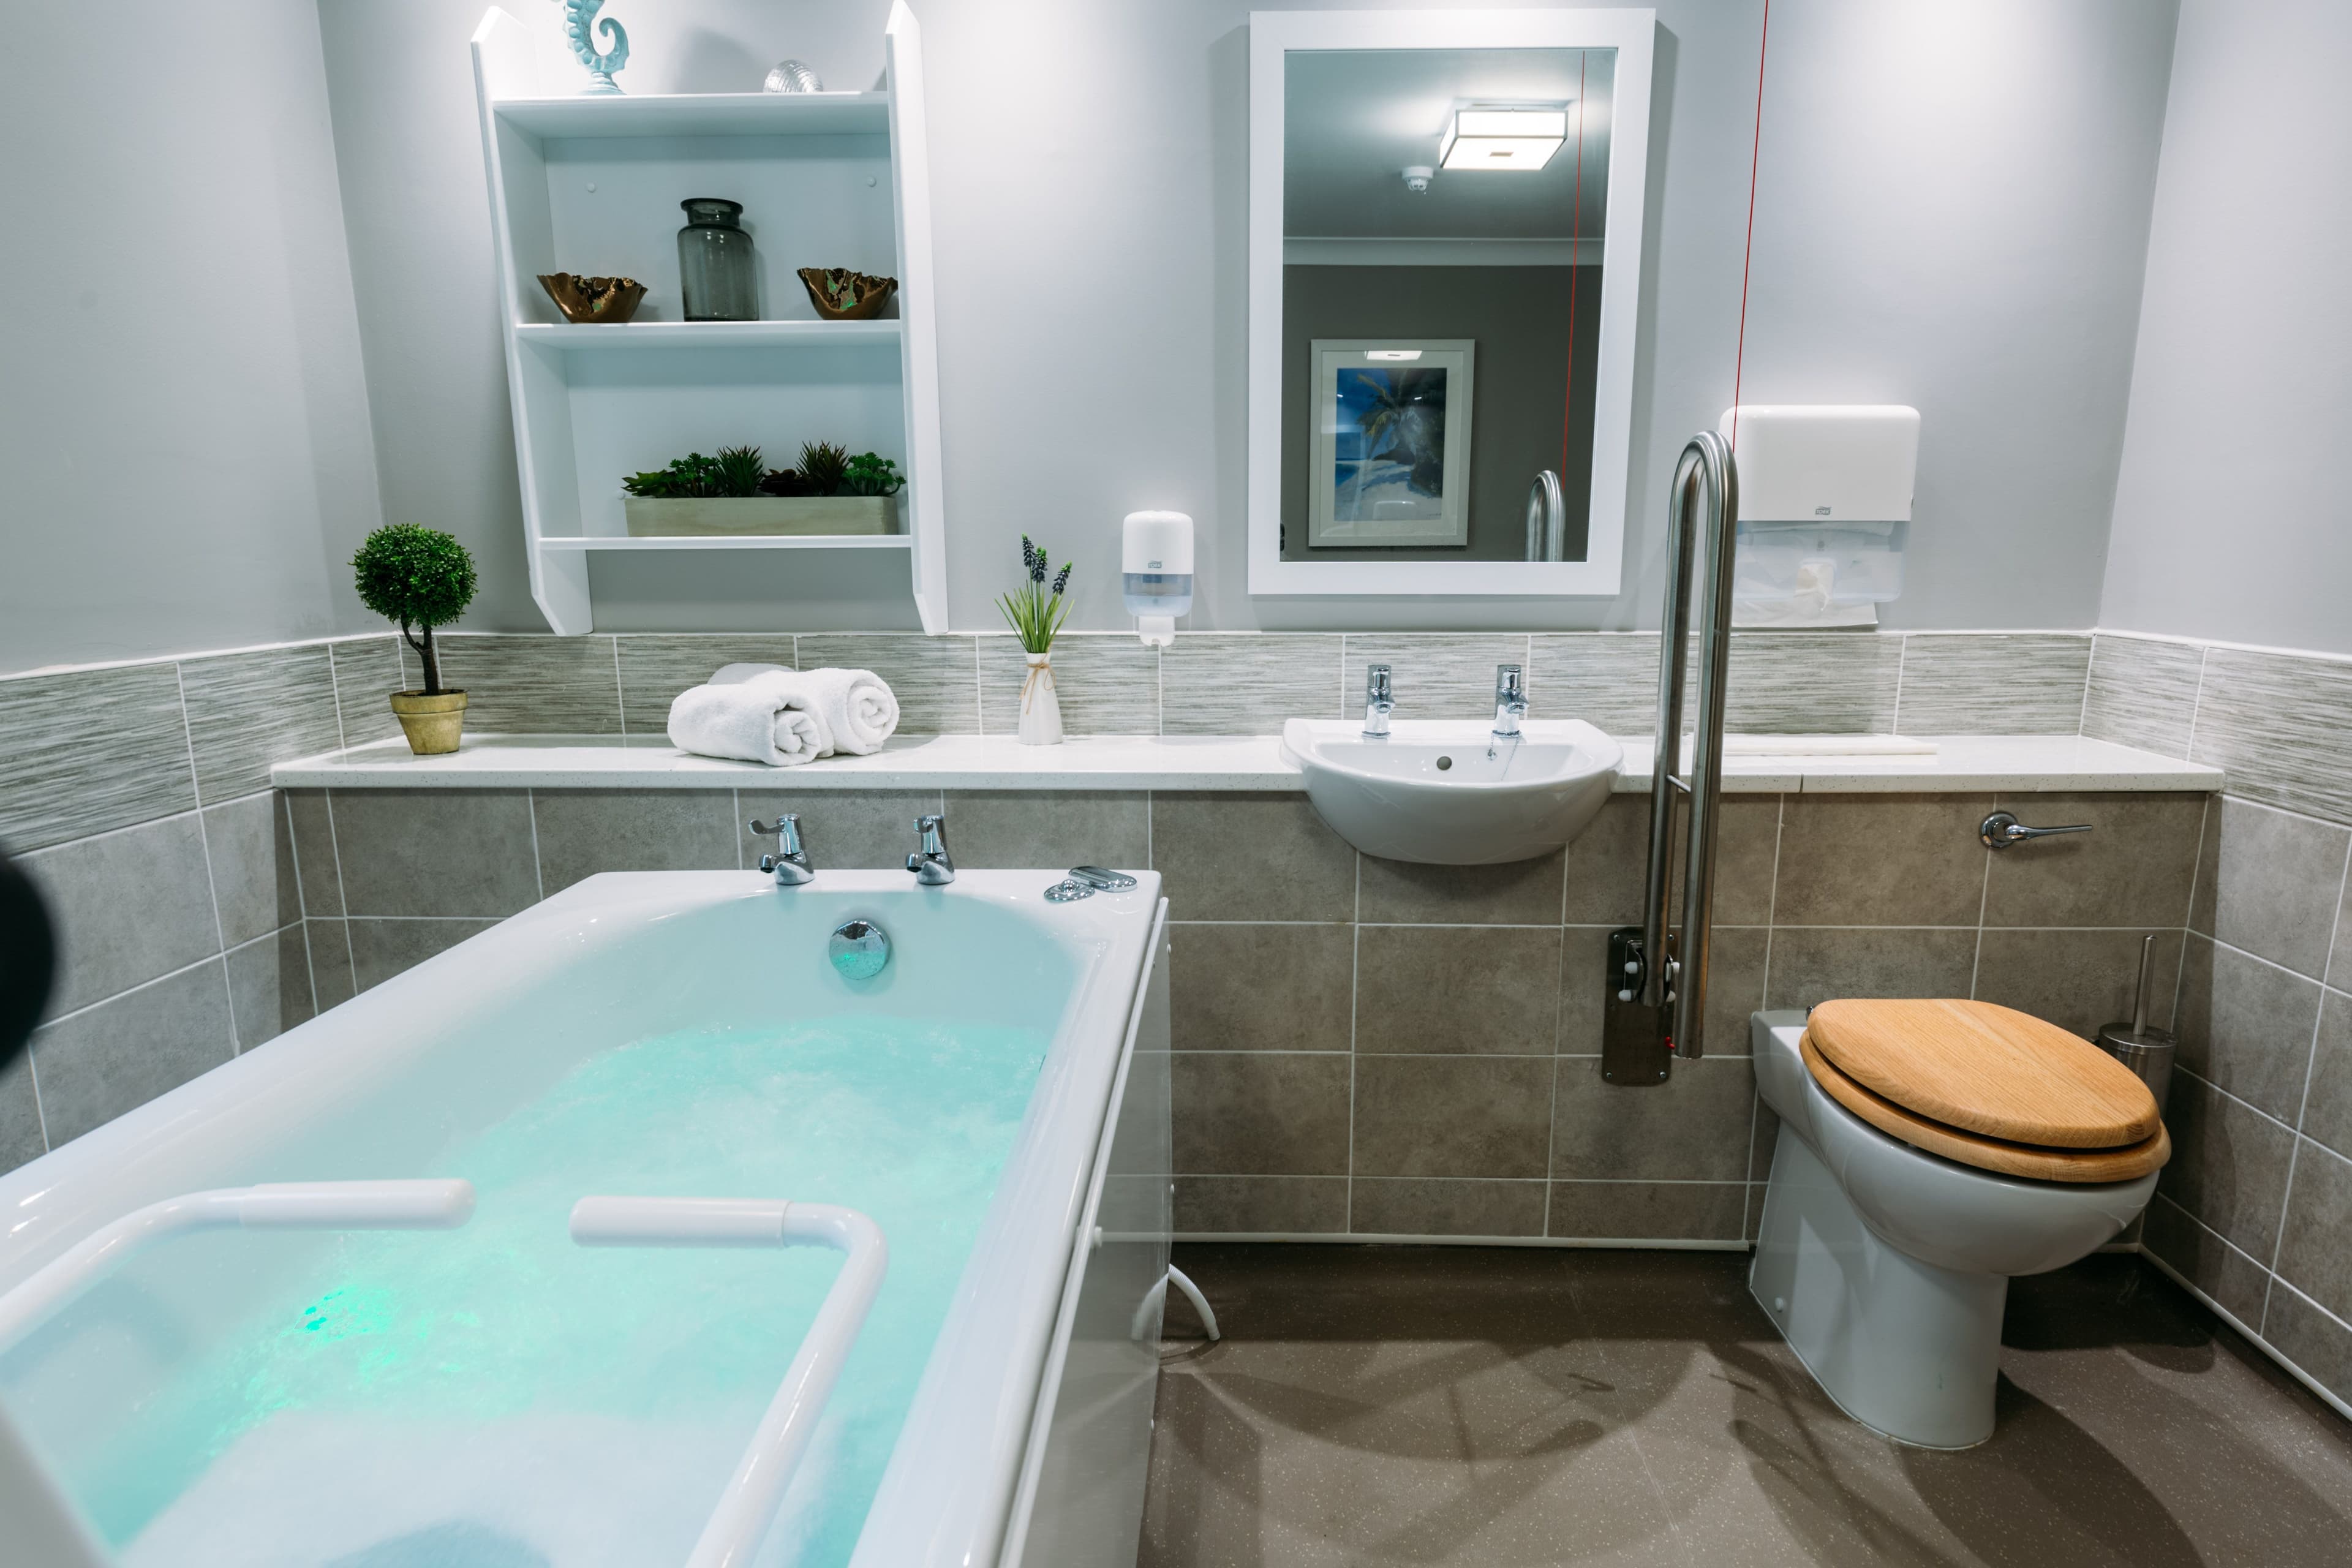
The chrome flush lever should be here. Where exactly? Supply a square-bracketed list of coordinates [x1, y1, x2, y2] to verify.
[1979, 811, 2093, 850]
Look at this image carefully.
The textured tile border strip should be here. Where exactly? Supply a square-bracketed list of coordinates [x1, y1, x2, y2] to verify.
[1895, 633, 2092, 736]
[2082, 633, 2204, 758]
[2188, 647, 2352, 826]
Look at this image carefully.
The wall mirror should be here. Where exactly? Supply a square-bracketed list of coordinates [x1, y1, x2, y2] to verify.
[1248, 9, 1654, 597]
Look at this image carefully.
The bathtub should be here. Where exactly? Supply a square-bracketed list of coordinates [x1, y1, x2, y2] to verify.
[0, 869, 1171, 1568]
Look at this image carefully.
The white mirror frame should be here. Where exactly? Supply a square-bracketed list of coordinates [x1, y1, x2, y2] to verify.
[1248, 8, 1656, 598]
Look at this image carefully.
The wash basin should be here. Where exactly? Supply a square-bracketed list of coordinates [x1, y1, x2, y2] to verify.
[1281, 718, 1623, 865]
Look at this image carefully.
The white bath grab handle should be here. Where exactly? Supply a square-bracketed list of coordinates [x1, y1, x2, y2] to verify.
[0, 1180, 475, 1356]
[568, 1197, 888, 1568]
[1129, 1264, 1221, 1344]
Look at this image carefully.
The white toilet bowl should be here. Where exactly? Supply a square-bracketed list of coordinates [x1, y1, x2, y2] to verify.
[1747, 1009, 2157, 1448]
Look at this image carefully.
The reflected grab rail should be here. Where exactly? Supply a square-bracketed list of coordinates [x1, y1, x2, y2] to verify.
[570, 1196, 889, 1568]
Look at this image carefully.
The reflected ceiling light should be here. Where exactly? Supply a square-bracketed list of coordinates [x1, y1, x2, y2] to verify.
[1438, 106, 1569, 172]
[1364, 349, 1422, 361]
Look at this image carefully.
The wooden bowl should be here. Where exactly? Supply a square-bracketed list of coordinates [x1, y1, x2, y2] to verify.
[538, 273, 647, 324]
[797, 267, 898, 321]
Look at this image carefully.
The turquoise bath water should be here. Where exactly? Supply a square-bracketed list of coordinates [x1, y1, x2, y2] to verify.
[19, 1014, 1048, 1568]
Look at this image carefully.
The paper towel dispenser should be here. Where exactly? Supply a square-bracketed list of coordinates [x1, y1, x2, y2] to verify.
[1719, 404, 1920, 627]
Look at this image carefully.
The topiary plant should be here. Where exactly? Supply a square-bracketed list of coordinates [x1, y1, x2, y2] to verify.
[353, 524, 478, 696]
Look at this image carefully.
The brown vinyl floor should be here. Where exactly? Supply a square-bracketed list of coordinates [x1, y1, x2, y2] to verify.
[1137, 1245, 2352, 1567]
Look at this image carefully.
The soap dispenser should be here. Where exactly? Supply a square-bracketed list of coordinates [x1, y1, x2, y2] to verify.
[1122, 511, 1193, 647]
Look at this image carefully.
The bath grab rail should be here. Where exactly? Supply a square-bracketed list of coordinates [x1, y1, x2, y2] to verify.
[0, 1180, 477, 1355]
[569, 1196, 888, 1568]
[1605, 430, 1740, 1082]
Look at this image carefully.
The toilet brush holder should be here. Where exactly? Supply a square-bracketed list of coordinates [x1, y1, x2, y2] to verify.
[2095, 935, 2176, 1115]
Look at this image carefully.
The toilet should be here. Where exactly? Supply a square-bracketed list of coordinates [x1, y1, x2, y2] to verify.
[1749, 999, 2166, 1448]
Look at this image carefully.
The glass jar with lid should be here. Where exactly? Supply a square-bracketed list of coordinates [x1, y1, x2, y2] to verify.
[677, 198, 758, 321]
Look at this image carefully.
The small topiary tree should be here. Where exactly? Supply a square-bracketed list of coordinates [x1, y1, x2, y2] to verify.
[352, 524, 478, 696]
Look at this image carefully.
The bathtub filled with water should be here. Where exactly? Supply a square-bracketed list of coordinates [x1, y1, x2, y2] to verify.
[0, 870, 1169, 1568]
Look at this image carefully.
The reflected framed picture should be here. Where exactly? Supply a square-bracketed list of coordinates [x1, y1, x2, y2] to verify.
[1308, 339, 1476, 547]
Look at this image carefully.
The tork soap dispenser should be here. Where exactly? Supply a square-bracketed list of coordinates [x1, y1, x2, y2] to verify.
[1123, 510, 1193, 647]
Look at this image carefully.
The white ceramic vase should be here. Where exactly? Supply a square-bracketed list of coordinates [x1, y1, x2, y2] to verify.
[1019, 651, 1064, 745]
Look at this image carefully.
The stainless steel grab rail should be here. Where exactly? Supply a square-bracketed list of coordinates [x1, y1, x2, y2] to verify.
[1606, 431, 1739, 1080]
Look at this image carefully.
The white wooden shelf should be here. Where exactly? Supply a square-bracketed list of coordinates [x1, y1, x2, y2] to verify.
[538, 534, 914, 551]
[472, 4, 946, 633]
[515, 320, 903, 350]
[492, 91, 890, 140]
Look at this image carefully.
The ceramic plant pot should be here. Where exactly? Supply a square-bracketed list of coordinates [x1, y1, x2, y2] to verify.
[1018, 654, 1063, 746]
[390, 690, 469, 755]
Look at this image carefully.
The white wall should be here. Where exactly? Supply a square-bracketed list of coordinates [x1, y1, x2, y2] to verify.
[2099, 0, 2352, 657]
[0, 0, 382, 675]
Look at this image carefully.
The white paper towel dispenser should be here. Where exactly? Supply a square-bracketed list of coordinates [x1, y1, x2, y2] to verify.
[1719, 404, 1920, 627]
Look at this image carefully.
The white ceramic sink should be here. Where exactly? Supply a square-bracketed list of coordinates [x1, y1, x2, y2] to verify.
[1281, 718, 1624, 865]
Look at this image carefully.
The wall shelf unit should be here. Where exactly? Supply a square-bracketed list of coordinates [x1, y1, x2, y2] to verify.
[470, 4, 946, 633]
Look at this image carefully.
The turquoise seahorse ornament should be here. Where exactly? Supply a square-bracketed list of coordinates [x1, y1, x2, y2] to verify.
[559, 0, 629, 94]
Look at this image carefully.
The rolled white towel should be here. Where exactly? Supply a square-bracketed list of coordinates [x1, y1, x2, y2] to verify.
[800, 666, 899, 755]
[666, 668, 832, 766]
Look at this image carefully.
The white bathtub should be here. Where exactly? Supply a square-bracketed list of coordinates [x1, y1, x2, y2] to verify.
[0, 869, 1171, 1568]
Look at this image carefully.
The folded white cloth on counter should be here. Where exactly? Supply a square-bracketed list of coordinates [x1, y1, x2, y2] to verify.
[666, 666, 831, 766]
[797, 666, 899, 755]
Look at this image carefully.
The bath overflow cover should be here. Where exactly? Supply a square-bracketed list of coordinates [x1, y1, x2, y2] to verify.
[829, 919, 891, 979]
[1436, 756, 1453, 771]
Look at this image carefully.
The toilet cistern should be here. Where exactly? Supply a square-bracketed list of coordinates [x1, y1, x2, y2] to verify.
[1122, 510, 1193, 647]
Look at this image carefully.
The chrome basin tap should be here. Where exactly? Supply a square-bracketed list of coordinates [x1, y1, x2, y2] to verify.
[748, 815, 815, 886]
[1492, 663, 1528, 739]
[906, 814, 956, 884]
[1363, 663, 1395, 737]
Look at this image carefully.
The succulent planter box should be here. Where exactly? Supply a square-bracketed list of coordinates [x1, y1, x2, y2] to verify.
[622, 496, 899, 537]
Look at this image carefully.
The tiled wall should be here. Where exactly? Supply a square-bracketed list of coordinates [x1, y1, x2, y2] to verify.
[2081, 632, 2352, 1414]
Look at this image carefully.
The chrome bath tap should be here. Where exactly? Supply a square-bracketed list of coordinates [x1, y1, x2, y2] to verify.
[1491, 663, 1527, 740]
[748, 815, 815, 886]
[906, 815, 956, 884]
[1363, 663, 1395, 736]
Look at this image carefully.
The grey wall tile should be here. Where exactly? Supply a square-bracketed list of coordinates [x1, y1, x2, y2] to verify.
[2174, 935, 2323, 1123]
[2299, 992, 2352, 1161]
[1763, 927, 1980, 1011]
[31, 960, 236, 1145]
[1981, 791, 2205, 929]
[613, 633, 799, 735]
[1152, 793, 1355, 921]
[1169, 923, 1353, 1053]
[1975, 927, 2181, 1041]
[179, 645, 343, 801]
[331, 788, 541, 917]
[1551, 1056, 1755, 1182]
[1358, 851, 1564, 925]
[412, 634, 624, 734]
[1528, 633, 1660, 736]
[1341, 635, 1531, 722]
[2143, 1197, 2271, 1327]
[2275, 1140, 2352, 1324]
[1895, 633, 2090, 736]
[307, 918, 356, 1009]
[350, 918, 501, 991]
[1171, 1054, 1351, 1175]
[2158, 1071, 2296, 1259]
[1547, 1181, 1746, 1242]
[2262, 1285, 2352, 1409]
[1724, 631, 1901, 734]
[331, 636, 407, 747]
[1771, 794, 1992, 926]
[2190, 647, 2352, 826]
[794, 633, 979, 734]
[1705, 795, 1782, 929]
[285, 789, 344, 918]
[1560, 794, 1650, 925]
[226, 926, 314, 1050]
[942, 790, 1148, 871]
[1355, 926, 1560, 1055]
[1350, 1178, 1545, 1238]
[739, 788, 940, 870]
[1558, 927, 1613, 1054]
[1174, 1175, 1348, 1234]
[24, 814, 221, 1015]
[0, 663, 195, 851]
[2082, 635, 2204, 758]
[977, 634, 1159, 736]
[1159, 634, 1341, 734]
[1697, 927, 1769, 1054]
[2190, 796, 2350, 979]
[532, 789, 738, 895]
[1351, 1056, 1552, 1178]
[0, 1052, 44, 1174]
[205, 793, 302, 948]
[2334, 876, 2352, 992]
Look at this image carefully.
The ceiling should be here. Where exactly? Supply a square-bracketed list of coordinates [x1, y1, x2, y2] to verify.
[1283, 47, 1615, 242]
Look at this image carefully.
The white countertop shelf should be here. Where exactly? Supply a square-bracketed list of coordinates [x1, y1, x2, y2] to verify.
[515, 320, 902, 350]
[274, 733, 2223, 796]
[537, 534, 914, 552]
[492, 91, 891, 140]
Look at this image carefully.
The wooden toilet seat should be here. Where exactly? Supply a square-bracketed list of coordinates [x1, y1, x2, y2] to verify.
[1800, 998, 2169, 1183]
